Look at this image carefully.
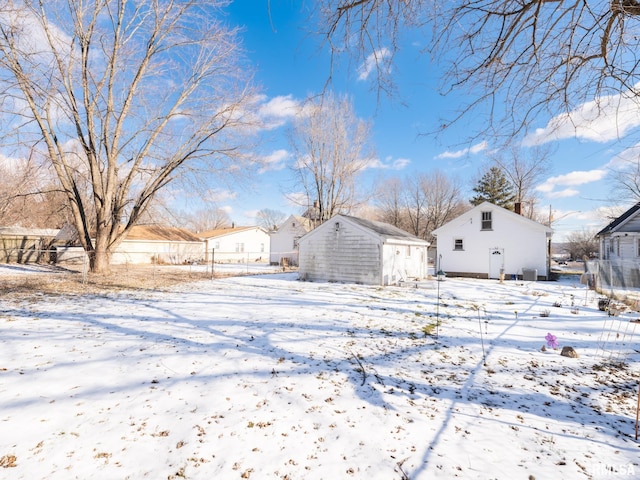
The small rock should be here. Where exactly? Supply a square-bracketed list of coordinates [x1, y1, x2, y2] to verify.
[541, 345, 546, 352]
[561, 346, 579, 358]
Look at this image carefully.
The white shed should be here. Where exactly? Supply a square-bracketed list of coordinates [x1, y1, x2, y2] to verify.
[431, 201, 553, 280]
[297, 214, 430, 286]
[269, 215, 313, 266]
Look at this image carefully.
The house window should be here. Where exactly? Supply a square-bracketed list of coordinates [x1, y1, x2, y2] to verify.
[481, 211, 492, 230]
[214, 241, 220, 250]
[406, 246, 411, 257]
[636, 238, 640, 257]
[235, 242, 245, 253]
[260, 243, 265, 253]
[454, 238, 464, 251]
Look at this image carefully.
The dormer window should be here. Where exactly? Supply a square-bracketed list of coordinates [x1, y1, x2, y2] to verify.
[481, 211, 492, 230]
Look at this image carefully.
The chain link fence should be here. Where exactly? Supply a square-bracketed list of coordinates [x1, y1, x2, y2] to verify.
[587, 259, 640, 307]
[0, 247, 295, 291]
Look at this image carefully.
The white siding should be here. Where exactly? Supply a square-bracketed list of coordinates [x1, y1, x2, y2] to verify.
[299, 218, 382, 284]
[269, 216, 309, 265]
[205, 228, 270, 262]
[381, 243, 428, 285]
[433, 203, 550, 279]
[616, 215, 640, 233]
[111, 240, 205, 265]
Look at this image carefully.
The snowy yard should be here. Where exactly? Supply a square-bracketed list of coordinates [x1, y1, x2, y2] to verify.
[1, 269, 639, 479]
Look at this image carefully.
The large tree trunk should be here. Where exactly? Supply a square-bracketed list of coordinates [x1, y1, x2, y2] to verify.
[91, 230, 112, 274]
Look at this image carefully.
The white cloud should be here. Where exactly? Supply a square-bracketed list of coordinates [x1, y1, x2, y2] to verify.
[546, 188, 580, 199]
[523, 86, 640, 146]
[258, 149, 290, 173]
[358, 48, 391, 81]
[435, 141, 488, 159]
[205, 189, 237, 203]
[255, 94, 302, 130]
[284, 192, 307, 207]
[536, 169, 607, 198]
[604, 142, 640, 170]
[362, 156, 411, 170]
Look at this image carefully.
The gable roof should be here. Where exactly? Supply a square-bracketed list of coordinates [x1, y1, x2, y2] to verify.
[596, 202, 640, 236]
[305, 214, 429, 245]
[276, 215, 313, 232]
[432, 201, 553, 236]
[124, 225, 202, 242]
[199, 225, 265, 240]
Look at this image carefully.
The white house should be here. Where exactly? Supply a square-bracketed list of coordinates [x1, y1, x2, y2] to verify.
[297, 214, 430, 286]
[54, 224, 204, 265]
[111, 225, 204, 265]
[200, 226, 270, 263]
[431, 201, 553, 280]
[269, 215, 313, 266]
[596, 202, 640, 260]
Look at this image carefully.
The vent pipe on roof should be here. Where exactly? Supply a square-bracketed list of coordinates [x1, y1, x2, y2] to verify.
[514, 202, 522, 215]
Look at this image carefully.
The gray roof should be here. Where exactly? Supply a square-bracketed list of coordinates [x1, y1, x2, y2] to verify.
[341, 215, 429, 244]
[596, 202, 640, 236]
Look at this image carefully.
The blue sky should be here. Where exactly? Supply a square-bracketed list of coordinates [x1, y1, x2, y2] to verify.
[199, 4, 638, 240]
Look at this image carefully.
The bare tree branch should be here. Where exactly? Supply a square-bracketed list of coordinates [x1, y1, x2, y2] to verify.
[0, 0, 256, 272]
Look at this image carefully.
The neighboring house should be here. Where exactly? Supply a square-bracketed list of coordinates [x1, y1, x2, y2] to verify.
[297, 214, 430, 286]
[0, 226, 59, 263]
[269, 215, 313, 266]
[200, 225, 270, 263]
[111, 225, 204, 265]
[431, 201, 553, 280]
[55, 224, 204, 265]
[596, 202, 640, 260]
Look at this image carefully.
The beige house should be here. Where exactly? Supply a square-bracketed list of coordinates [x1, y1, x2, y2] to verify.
[55, 224, 204, 265]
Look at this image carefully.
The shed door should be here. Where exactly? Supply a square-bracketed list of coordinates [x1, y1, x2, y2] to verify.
[489, 248, 504, 279]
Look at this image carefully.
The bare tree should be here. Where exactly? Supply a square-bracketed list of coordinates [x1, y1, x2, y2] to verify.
[174, 208, 231, 233]
[288, 92, 372, 223]
[0, 0, 255, 272]
[374, 170, 465, 241]
[319, 1, 640, 141]
[609, 157, 640, 204]
[256, 208, 287, 230]
[0, 153, 72, 228]
[422, 170, 466, 243]
[490, 144, 551, 219]
[565, 228, 599, 261]
[403, 173, 428, 238]
[374, 176, 407, 229]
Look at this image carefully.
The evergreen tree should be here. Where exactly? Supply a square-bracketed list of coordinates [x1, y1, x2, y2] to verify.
[470, 166, 515, 209]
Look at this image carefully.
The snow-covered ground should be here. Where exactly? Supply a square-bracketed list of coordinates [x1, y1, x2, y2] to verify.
[1, 268, 639, 479]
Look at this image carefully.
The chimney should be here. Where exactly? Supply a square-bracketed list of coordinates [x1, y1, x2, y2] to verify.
[514, 202, 522, 215]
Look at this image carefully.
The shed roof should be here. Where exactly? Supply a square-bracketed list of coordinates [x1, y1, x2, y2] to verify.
[303, 215, 429, 245]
